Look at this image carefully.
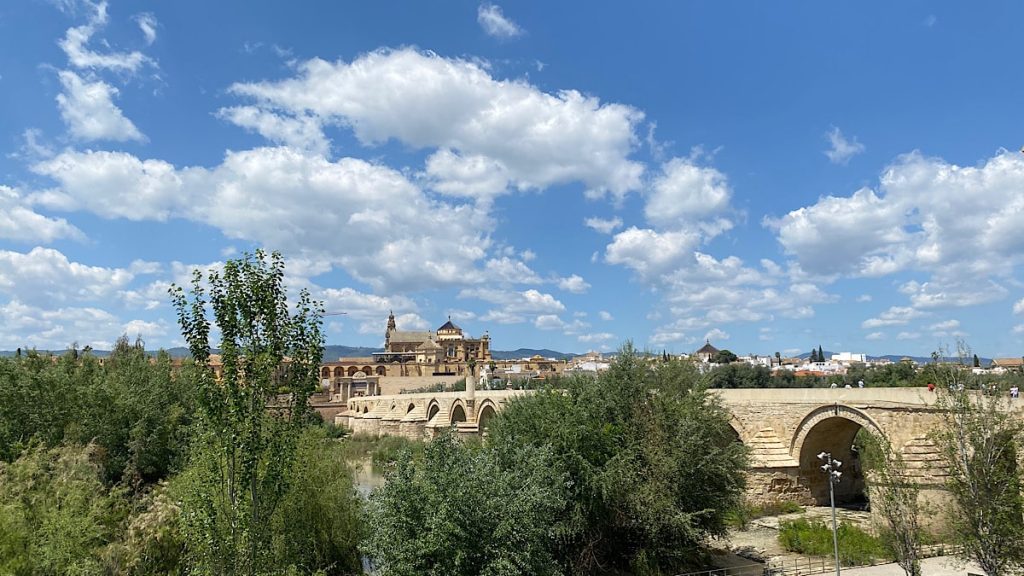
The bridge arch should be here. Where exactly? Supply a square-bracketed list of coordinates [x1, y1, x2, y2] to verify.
[477, 400, 498, 432]
[426, 400, 441, 422]
[791, 404, 885, 506]
[450, 401, 467, 424]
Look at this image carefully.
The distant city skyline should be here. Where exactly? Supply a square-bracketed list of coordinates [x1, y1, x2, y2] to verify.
[1, 1, 1023, 357]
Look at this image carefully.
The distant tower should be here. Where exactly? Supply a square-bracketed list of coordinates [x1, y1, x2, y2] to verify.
[385, 310, 397, 348]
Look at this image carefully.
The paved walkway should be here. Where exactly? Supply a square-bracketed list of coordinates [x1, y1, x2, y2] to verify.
[842, 556, 980, 576]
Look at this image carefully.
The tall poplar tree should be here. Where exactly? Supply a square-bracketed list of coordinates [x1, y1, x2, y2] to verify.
[170, 250, 325, 575]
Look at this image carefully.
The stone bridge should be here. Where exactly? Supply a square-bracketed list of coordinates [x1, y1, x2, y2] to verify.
[335, 387, 1021, 508]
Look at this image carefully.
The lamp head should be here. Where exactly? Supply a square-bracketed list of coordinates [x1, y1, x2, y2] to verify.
[832, 459, 842, 468]
[817, 451, 828, 461]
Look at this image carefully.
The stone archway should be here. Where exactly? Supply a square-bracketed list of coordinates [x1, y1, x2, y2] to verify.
[477, 401, 497, 432]
[450, 402, 467, 424]
[791, 404, 884, 506]
[321, 367, 330, 379]
[426, 401, 441, 422]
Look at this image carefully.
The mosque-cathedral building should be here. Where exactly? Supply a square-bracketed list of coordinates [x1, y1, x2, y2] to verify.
[318, 312, 504, 403]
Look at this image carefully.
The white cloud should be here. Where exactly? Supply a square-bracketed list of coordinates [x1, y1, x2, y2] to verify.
[704, 328, 729, 342]
[584, 216, 623, 234]
[1013, 298, 1024, 315]
[56, 71, 145, 142]
[771, 152, 1024, 301]
[483, 257, 542, 284]
[896, 331, 921, 340]
[477, 3, 524, 38]
[0, 299, 122, 350]
[605, 227, 699, 278]
[865, 331, 885, 341]
[578, 332, 614, 343]
[60, 1, 152, 73]
[645, 158, 731, 228]
[423, 149, 510, 202]
[856, 294, 872, 303]
[649, 331, 689, 346]
[598, 310, 613, 321]
[862, 306, 923, 329]
[557, 274, 590, 294]
[929, 319, 960, 331]
[0, 186, 84, 243]
[32, 147, 491, 292]
[217, 106, 327, 155]
[0, 247, 134, 305]
[228, 48, 645, 200]
[824, 127, 865, 165]
[134, 13, 157, 45]
[534, 314, 564, 330]
[1013, 324, 1024, 335]
[121, 318, 167, 341]
[460, 287, 565, 314]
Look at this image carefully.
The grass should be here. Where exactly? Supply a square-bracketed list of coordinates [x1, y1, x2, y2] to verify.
[778, 518, 890, 566]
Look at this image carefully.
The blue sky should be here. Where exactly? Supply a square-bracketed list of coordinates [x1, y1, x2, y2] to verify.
[1, 0, 1023, 357]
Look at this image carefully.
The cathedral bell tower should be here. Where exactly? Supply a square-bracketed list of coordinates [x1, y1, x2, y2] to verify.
[385, 310, 396, 348]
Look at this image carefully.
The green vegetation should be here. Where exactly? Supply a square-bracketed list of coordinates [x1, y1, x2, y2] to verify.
[342, 434, 425, 471]
[860, 431, 922, 576]
[363, 433, 566, 576]
[778, 519, 889, 566]
[929, 351, 1024, 576]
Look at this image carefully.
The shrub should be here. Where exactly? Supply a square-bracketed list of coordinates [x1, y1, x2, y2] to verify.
[778, 518, 890, 566]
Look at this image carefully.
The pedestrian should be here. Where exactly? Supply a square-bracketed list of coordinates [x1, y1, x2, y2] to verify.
[927, 382, 935, 393]
[858, 380, 865, 389]
[1011, 386, 1019, 399]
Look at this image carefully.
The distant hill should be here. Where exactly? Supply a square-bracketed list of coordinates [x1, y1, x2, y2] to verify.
[490, 348, 576, 360]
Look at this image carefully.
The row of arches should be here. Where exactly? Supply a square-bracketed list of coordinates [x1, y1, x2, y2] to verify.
[321, 365, 387, 378]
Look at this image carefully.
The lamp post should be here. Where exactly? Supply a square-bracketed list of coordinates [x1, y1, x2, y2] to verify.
[818, 451, 843, 576]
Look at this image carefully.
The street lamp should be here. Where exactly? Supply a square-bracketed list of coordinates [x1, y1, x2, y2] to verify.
[818, 451, 843, 576]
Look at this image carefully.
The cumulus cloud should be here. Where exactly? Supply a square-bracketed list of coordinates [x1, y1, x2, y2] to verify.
[423, 149, 510, 202]
[56, 70, 145, 141]
[861, 306, 923, 329]
[865, 331, 885, 340]
[217, 106, 327, 155]
[227, 48, 645, 200]
[32, 147, 491, 292]
[483, 257, 542, 284]
[598, 310, 613, 321]
[0, 247, 135, 305]
[584, 216, 623, 234]
[645, 158, 731, 228]
[0, 186, 84, 243]
[896, 331, 921, 340]
[557, 274, 590, 294]
[460, 287, 565, 315]
[704, 328, 729, 342]
[0, 299, 122, 350]
[824, 127, 865, 165]
[1013, 298, 1024, 315]
[605, 227, 699, 278]
[477, 3, 524, 38]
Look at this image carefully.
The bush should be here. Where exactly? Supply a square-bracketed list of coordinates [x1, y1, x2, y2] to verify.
[364, 432, 566, 576]
[778, 518, 889, 566]
[486, 344, 750, 574]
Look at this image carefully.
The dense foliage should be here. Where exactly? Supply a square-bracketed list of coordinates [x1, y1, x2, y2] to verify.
[778, 519, 888, 566]
[860, 431, 922, 576]
[0, 251, 364, 575]
[485, 345, 749, 574]
[929, 359, 1024, 576]
[364, 433, 566, 576]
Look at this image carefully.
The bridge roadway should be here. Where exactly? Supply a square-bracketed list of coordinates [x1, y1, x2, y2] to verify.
[332, 387, 1021, 508]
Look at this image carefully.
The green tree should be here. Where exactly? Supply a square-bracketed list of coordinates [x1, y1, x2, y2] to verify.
[170, 250, 326, 575]
[930, 352, 1024, 576]
[973, 354, 981, 368]
[364, 432, 566, 576]
[486, 345, 749, 574]
[0, 443, 127, 575]
[818, 345, 825, 362]
[810, 348, 819, 363]
[712, 349, 739, 364]
[860, 432, 922, 576]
